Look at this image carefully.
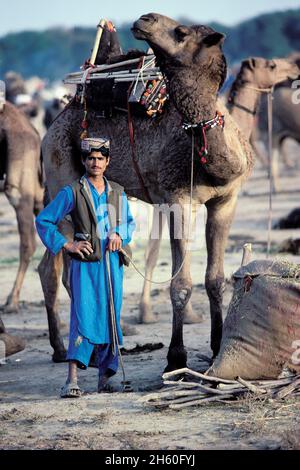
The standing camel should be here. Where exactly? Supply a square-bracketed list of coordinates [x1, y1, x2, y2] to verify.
[139, 56, 299, 325]
[40, 13, 257, 370]
[0, 101, 44, 312]
[249, 54, 300, 190]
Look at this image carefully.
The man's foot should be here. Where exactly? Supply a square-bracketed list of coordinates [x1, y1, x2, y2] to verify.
[60, 381, 82, 398]
[98, 374, 115, 393]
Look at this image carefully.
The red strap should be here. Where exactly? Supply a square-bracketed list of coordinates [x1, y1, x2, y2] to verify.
[127, 82, 153, 204]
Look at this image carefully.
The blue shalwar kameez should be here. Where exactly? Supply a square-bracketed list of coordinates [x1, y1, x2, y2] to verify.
[36, 175, 135, 378]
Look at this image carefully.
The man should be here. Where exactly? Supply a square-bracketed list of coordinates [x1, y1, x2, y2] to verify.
[36, 137, 135, 397]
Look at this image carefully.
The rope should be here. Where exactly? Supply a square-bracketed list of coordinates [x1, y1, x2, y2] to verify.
[235, 83, 274, 257]
[119, 134, 195, 285]
[267, 87, 274, 258]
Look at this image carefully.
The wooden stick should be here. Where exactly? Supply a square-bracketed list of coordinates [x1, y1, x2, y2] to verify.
[241, 243, 252, 266]
[237, 377, 267, 394]
[162, 367, 237, 384]
[90, 19, 106, 66]
[275, 377, 300, 399]
[169, 394, 233, 409]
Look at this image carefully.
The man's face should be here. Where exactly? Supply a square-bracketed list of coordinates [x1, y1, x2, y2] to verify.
[82, 150, 110, 177]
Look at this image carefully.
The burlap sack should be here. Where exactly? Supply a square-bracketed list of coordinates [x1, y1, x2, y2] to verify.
[207, 259, 300, 380]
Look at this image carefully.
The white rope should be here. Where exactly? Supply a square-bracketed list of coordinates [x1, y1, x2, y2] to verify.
[267, 87, 274, 258]
[132, 56, 156, 96]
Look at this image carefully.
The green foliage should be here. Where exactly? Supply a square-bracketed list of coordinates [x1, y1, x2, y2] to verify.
[0, 9, 299, 82]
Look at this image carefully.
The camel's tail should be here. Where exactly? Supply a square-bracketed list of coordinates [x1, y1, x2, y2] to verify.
[38, 147, 45, 187]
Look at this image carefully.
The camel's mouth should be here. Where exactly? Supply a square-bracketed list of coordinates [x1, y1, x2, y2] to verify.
[131, 25, 151, 40]
[131, 26, 148, 40]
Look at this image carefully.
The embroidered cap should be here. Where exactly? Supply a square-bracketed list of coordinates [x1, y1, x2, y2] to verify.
[81, 137, 110, 154]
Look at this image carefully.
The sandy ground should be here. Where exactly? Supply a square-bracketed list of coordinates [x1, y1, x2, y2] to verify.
[0, 153, 300, 450]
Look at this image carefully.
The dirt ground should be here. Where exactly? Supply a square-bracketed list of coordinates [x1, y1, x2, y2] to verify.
[0, 150, 300, 450]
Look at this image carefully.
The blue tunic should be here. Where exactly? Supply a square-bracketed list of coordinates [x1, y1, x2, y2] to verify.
[36, 176, 135, 368]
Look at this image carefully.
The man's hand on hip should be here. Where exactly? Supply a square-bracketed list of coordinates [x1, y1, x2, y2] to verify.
[64, 241, 93, 259]
[108, 233, 122, 252]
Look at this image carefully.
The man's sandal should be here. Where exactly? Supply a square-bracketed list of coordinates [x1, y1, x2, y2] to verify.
[60, 382, 82, 398]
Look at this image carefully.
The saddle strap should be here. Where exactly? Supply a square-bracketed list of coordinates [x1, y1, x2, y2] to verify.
[127, 77, 153, 205]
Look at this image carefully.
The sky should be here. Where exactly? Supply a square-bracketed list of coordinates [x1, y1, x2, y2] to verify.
[0, 0, 300, 37]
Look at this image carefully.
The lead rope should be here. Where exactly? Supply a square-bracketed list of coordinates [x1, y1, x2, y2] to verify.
[267, 87, 274, 258]
[120, 133, 195, 285]
[244, 84, 274, 258]
[105, 136, 195, 391]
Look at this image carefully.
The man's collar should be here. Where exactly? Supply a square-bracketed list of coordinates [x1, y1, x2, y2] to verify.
[80, 174, 112, 193]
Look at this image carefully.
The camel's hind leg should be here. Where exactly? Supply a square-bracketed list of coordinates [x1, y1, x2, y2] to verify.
[139, 208, 165, 324]
[2, 197, 36, 313]
[38, 249, 66, 362]
[205, 194, 238, 358]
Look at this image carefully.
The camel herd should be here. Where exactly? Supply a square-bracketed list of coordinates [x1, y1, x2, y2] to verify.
[1, 13, 299, 369]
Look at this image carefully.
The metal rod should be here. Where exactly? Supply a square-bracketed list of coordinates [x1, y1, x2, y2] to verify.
[66, 55, 155, 78]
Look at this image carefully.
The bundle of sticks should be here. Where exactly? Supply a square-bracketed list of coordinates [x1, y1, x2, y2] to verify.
[140, 368, 300, 409]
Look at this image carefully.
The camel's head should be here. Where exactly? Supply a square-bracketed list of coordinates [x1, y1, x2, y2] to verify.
[236, 57, 300, 89]
[132, 13, 227, 88]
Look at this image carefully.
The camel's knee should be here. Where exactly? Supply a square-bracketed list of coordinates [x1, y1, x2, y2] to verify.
[170, 279, 192, 310]
[5, 184, 22, 208]
[205, 274, 225, 302]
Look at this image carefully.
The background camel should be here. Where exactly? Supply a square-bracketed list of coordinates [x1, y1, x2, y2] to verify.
[40, 13, 257, 370]
[139, 56, 299, 325]
[249, 53, 300, 191]
[0, 101, 44, 313]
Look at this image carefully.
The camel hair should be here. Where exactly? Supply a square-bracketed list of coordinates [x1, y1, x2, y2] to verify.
[39, 13, 256, 370]
[139, 56, 300, 325]
[0, 101, 44, 314]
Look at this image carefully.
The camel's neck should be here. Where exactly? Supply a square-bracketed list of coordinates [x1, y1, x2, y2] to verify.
[163, 67, 243, 184]
[229, 84, 261, 140]
[167, 68, 218, 124]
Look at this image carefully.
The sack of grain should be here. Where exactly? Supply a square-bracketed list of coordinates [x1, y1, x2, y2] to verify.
[207, 259, 300, 380]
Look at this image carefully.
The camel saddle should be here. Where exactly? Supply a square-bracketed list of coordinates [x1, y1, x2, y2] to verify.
[75, 53, 168, 119]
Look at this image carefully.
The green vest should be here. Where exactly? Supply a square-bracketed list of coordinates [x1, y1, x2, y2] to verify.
[68, 176, 131, 265]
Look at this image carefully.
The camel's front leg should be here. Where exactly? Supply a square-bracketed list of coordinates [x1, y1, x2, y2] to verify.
[165, 205, 192, 372]
[205, 194, 238, 357]
[38, 249, 66, 362]
[2, 197, 36, 313]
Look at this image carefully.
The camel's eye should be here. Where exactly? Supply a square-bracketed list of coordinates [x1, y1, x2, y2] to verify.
[269, 61, 277, 69]
[175, 26, 190, 42]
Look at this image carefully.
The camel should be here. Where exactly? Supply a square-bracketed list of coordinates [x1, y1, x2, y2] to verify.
[228, 57, 299, 140]
[0, 314, 25, 358]
[39, 13, 258, 370]
[139, 56, 299, 325]
[0, 101, 44, 312]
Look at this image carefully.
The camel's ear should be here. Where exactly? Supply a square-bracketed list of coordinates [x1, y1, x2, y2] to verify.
[243, 58, 257, 70]
[203, 32, 225, 47]
[174, 25, 192, 42]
